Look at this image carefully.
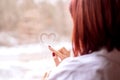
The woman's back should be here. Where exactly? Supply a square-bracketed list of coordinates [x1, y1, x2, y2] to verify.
[48, 49, 120, 80]
[47, 0, 120, 80]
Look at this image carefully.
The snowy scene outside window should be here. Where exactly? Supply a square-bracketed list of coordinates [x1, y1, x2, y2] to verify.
[0, 0, 72, 80]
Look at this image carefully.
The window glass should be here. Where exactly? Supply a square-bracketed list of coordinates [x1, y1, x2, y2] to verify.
[0, 0, 72, 79]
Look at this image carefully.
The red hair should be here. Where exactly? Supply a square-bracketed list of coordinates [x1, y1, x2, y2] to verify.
[70, 0, 120, 56]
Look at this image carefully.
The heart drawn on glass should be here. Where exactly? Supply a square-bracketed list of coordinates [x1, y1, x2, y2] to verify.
[40, 33, 56, 45]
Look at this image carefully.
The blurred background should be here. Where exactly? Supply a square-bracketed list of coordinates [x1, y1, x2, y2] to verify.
[0, 0, 72, 80]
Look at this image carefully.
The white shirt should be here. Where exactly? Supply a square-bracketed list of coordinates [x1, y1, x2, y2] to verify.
[48, 49, 120, 80]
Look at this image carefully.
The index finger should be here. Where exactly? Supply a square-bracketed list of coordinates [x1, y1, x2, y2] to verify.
[48, 46, 64, 58]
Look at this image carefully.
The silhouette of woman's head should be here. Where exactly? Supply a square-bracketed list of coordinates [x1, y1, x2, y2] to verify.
[70, 0, 120, 56]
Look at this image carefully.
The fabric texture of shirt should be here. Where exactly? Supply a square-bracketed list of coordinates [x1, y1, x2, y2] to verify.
[48, 49, 120, 80]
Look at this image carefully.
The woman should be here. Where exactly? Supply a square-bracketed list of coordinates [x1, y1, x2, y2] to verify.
[47, 0, 120, 80]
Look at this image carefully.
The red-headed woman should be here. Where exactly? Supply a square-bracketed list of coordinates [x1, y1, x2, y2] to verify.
[47, 0, 120, 80]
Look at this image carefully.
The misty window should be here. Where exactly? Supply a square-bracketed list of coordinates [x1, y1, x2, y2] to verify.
[0, 0, 72, 80]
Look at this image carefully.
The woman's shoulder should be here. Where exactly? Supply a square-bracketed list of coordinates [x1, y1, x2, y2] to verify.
[48, 49, 120, 80]
[48, 50, 108, 80]
[60, 49, 109, 66]
[59, 51, 107, 70]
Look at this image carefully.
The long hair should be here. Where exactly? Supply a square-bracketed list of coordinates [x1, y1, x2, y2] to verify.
[70, 0, 120, 56]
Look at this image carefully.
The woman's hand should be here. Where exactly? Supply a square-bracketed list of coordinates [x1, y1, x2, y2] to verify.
[42, 46, 70, 80]
[48, 46, 70, 66]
